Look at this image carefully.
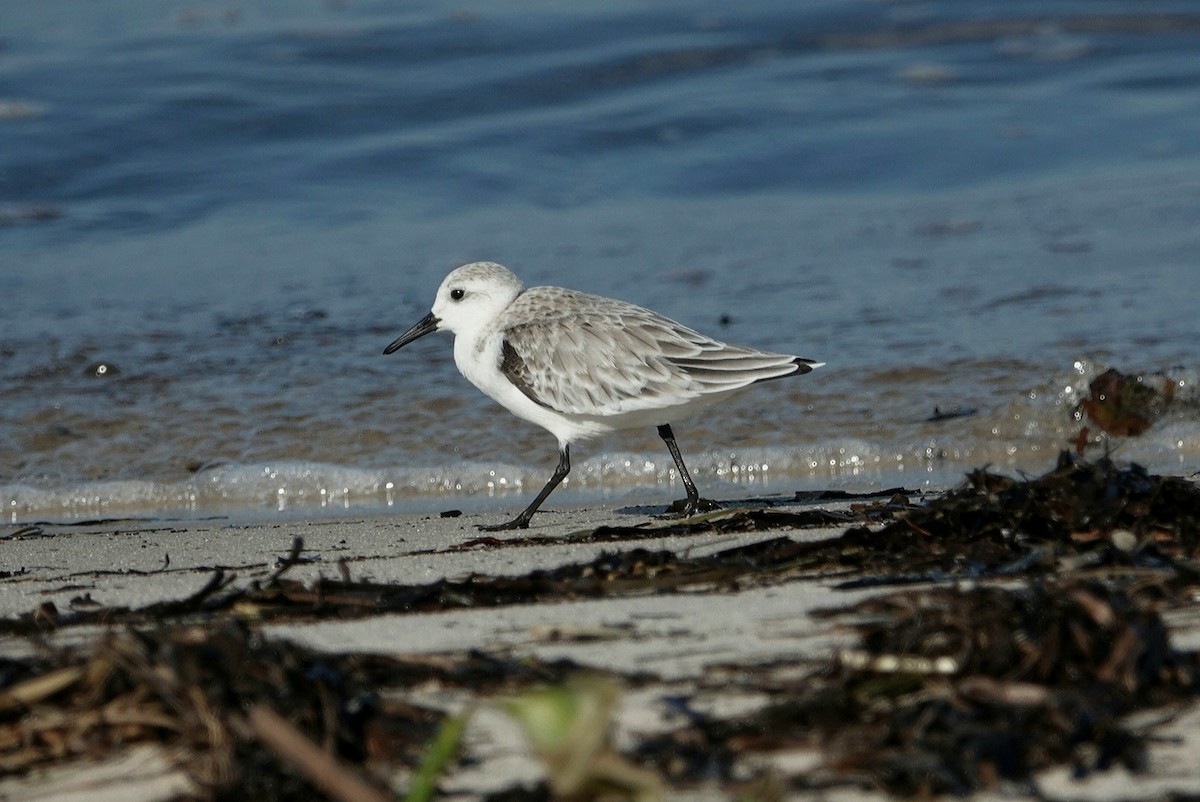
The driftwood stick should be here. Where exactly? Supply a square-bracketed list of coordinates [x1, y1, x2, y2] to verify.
[246, 703, 391, 802]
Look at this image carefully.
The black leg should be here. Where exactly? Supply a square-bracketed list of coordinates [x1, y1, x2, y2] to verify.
[657, 424, 720, 517]
[479, 446, 570, 531]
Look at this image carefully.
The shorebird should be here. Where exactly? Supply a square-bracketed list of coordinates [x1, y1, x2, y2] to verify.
[384, 262, 822, 530]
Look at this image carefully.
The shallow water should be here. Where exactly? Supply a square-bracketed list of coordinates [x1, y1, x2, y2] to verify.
[2, 1, 1199, 522]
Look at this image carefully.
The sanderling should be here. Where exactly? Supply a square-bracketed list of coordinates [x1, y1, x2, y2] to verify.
[385, 261, 823, 530]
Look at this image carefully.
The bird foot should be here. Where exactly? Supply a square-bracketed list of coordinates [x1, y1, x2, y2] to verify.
[664, 497, 722, 518]
[477, 517, 531, 532]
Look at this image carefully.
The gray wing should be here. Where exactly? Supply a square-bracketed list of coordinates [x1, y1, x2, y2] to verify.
[497, 288, 814, 417]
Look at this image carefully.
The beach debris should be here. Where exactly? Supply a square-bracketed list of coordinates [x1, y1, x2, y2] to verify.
[793, 486, 912, 502]
[246, 704, 393, 802]
[926, 405, 977, 422]
[0, 622, 425, 794]
[1, 525, 46, 540]
[7, 456, 1198, 634]
[3, 456, 1199, 799]
[1076, 367, 1174, 438]
[831, 452, 1200, 585]
[641, 579, 1200, 795]
[0, 507, 899, 637]
[0, 621, 581, 799]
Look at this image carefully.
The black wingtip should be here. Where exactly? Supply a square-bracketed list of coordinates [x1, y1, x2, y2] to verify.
[793, 357, 825, 375]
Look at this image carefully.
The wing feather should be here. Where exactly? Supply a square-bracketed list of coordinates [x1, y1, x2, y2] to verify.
[496, 287, 811, 417]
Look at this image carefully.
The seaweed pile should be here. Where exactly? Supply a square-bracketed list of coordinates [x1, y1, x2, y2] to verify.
[641, 579, 1200, 795]
[0, 621, 576, 799]
[826, 452, 1200, 585]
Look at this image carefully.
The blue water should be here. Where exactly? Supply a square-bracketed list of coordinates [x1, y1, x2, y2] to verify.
[2, 1, 1199, 522]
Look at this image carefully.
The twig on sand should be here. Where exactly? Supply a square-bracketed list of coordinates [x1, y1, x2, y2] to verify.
[245, 703, 392, 802]
[265, 536, 306, 585]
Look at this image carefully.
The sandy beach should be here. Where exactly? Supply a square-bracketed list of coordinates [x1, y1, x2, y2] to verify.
[3, 464, 1200, 801]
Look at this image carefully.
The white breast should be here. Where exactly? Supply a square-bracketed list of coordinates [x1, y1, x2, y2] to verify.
[453, 328, 609, 447]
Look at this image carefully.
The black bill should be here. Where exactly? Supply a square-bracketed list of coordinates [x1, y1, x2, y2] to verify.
[383, 312, 440, 354]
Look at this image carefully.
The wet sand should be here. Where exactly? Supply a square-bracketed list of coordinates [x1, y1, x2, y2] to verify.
[2, 488, 1200, 801]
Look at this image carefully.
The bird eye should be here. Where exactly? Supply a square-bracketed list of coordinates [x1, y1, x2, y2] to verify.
[450, 288, 465, 301]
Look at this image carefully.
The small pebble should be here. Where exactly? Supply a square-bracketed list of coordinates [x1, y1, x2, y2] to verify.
[1110, 529, 1137, 553]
